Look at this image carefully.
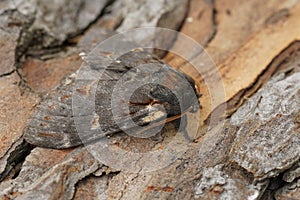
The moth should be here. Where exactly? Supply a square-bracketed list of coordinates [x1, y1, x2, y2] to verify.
[24, 45, 200, 149]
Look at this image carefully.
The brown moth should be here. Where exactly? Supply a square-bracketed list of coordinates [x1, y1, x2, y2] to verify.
[24, 44, 200, 149]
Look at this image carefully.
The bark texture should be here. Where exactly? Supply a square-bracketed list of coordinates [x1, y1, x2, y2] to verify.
[0, 0, 299, 199]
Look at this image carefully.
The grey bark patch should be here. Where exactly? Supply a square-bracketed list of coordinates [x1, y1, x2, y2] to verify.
[32, 0, 109, 43]
[230, 72, 300, 181]
[0, 147, 101, 200]
[0, 30, 18, 76]
[283, 161, 300, 183]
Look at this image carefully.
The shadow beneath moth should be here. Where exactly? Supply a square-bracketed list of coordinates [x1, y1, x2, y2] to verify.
[24, 47, 200, 149]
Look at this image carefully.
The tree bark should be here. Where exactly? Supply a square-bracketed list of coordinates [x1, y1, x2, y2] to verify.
[0, 0, 299, 199]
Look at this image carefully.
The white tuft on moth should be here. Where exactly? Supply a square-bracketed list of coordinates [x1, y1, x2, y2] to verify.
[142, 104, 166, 123]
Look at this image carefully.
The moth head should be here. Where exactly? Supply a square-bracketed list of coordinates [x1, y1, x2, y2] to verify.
[128, 64, 200, 128]
[148, 66, 200, 117]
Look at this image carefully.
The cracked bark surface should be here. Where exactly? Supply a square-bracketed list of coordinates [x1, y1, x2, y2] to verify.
[0, 0, 299, 199]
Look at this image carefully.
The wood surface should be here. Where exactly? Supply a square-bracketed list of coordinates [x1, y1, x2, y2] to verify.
[0, 0, 299, 199]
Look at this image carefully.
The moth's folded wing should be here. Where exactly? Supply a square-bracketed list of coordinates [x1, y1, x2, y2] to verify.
[24, 81, 82, 149]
